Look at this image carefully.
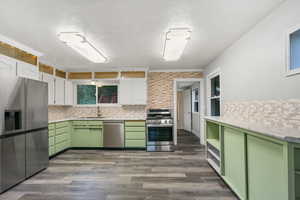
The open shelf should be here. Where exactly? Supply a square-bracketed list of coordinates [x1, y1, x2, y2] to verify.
[206, 121, 220, 150]
[207, 138, 220, 150]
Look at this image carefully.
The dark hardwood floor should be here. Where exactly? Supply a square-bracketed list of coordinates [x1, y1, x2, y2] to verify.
[1, 130, 238, 200]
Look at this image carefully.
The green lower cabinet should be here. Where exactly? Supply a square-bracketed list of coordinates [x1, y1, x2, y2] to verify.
[49, 146, 55, 156]
[125, 139, 146, 148]
[72, 128, 103, 148]
[223, 127, 247, 200]
[247, 135, 288, 200]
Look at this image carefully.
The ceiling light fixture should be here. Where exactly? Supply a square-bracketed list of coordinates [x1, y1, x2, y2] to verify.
[58, 32, 107, 63]
[163, 28, 191, 61]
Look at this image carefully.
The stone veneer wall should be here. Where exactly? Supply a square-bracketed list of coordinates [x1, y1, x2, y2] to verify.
[147, 72, 203, 109]
[222, 99, 300, 130]
[48, 71, 203, 121]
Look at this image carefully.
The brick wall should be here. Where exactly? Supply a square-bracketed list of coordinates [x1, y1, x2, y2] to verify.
[147, 72, 203, 109]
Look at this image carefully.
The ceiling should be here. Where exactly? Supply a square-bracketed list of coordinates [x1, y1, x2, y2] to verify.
[0, 0, 284, 71]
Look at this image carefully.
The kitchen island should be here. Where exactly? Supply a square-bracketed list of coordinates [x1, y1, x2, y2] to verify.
[205, 116, 300, 200]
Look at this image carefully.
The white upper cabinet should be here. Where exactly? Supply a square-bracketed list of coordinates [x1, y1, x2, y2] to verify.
[41, 73, 55, 105]
[16, 61, 39, 80]
[0, 55, 17, 77]
[119, 79, 147, 105]
[65, 80, 74, 106]
[55, 77, 65, 105]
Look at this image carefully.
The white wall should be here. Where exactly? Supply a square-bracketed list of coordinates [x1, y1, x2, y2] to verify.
[204, 0, 300, 102]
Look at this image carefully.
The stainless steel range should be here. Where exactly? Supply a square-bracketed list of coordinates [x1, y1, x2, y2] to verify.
[146, 109, 174, 152]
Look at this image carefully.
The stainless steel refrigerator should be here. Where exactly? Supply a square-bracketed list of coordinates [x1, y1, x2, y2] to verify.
[0, 70, 49, 192]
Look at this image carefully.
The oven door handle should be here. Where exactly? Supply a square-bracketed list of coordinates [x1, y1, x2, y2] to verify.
[147, 124, 174, 127]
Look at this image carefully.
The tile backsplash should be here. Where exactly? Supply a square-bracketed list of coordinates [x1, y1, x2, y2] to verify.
[48, 105, 146, 121]
[223, 99, 300, 130]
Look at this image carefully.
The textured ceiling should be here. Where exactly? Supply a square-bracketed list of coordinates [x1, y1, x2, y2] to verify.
[0, 0, 284, 71]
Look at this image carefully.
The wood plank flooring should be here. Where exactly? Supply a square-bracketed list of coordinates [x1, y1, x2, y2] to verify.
[0, 130, 238, 200]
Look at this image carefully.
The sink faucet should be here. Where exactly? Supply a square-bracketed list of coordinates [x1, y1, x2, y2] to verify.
[97, 106, 102, 117]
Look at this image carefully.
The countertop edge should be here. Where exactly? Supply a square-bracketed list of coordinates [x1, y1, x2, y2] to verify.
[49, 118, 146, 123]
[204, 116, 300, 143]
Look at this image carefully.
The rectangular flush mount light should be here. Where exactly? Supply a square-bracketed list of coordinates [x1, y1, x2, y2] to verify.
[163, 28, 191, 61]
[58, 32, 107, 63]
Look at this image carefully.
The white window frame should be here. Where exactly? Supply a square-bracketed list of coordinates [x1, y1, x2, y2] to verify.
[206, 68, 221, 116]
[286, 25, 300, 76]
[75, 82, 120, 107]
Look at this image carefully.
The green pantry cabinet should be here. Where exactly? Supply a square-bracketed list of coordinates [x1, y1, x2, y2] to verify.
[206, 120, 300, 200]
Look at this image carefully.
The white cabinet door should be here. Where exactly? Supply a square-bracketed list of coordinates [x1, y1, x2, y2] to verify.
[119, 80, 132, 105]
[41, 73, 55, 105]
[65, 80, 74, 105]
[119, 79, 147, 105]
[0, 55, 17, 77]
[55, 78, 65, 105]
[132, 79, 147, 105]
[17, 61, 39, 80]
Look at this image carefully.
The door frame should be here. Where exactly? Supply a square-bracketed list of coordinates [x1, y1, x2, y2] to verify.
[173, 78, 205, 145]
[182, 88, 192, 132]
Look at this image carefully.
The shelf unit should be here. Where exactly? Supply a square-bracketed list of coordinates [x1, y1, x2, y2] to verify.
[206, 121, 221, 173]
[295, 148, 300, 200]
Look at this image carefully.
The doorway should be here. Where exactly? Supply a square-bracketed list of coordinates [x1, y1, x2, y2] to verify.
[173, 78, 205, 145]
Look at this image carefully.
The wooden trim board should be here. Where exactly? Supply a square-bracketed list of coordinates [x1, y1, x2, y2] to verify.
[0, 41, 37, 65]
[121, 71, 146, 78]
[68, 72, 92, 79]
[56, 69, 66, 79]
[95, 72, 119, 79]
[39, 63, 54, 75]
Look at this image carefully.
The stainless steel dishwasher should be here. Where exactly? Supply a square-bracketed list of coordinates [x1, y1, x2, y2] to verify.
[103, 121, 124, 148]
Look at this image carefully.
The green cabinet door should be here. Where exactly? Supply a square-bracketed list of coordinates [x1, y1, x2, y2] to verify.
[247, 135, 288, 200]
[223, 127, 247, 200]
[72, 128, 102, 147]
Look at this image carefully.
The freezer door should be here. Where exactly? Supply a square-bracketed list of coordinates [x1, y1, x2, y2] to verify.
[25, 79, 48, 130]
[26, 129, 49, 177]
[1, 134, 26, 192]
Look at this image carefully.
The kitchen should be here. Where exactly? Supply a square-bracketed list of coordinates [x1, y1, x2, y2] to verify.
[0, 0, 300, 200]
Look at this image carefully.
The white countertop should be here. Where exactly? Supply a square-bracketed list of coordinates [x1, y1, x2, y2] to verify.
[205, 116, 300, 143]
[49, 117, 146, 123]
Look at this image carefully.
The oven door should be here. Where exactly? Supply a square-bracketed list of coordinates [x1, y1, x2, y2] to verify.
[147, 125, 173, 145]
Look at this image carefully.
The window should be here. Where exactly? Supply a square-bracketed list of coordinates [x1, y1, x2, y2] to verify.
[207, 72, 220, 116]
[98, 85, 118, 104]
[192, 88, 199, 113]
[77, 85, 96, 105]
[77, 84, 118, 105]
[288, 28, 300, 75]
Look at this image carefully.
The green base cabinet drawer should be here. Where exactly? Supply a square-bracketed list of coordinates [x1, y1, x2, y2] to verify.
[247, 135, 288, 200]
[125, 140, 145, 148]
[56, 122, 69, 129]
[49, 146, 55, 156]
[49, 137, 55, 146]
[49, 129, 55, 137]
[56, 127, 69, 135]
[55, 141, 68, 153]
[125, 121, 145, 127]
[125, 127, 145, 132]
[126, 132, 145, 140]
[49, 123, 55, 130]
[55, 133, 69, 144]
